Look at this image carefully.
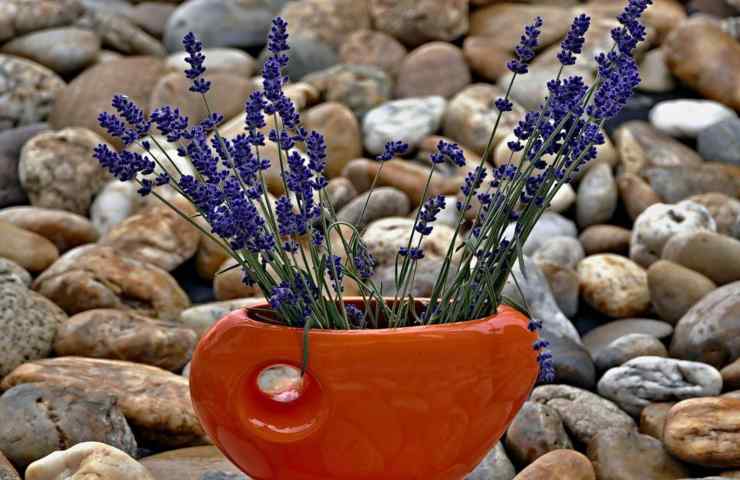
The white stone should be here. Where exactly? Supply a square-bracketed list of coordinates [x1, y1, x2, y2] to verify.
[166, 48, 255, 77]
[548, 183, 576, 213]
[179, 297, 265, 337]
[630, 201, 716, 268]
[502, 211, 577, 256]
[597, 356, 723, 416]
[90, 180, 145, 236]
[649, 99, 737, 138]
[26, 442, 154, 480]
[362, 96, 447, 155]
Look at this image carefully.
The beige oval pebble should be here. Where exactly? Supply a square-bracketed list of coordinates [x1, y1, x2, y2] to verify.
[578, 254, 651, 318]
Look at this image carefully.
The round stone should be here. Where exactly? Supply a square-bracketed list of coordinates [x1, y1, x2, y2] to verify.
[304, 64, 392, 118]
[630, 201, 716, 268]
[579, 225, 632, 255]
[337, 187, 410, 230]
[576, 162, 618, 228]
[19, 127, 112, 215]
[303, 102, 362, 177]
[0, 383, 137, 470]
[662, 230, 740, 285]
[395, 42, 471, 99]
[598, 356, 722, 416]
[0, 27, 100, 75]
[369, 0, 468, 47]
[505, 401, 572, 466]
[166, 48, 255, 78]
[0, 123, 47, 208]
[0, 206, 98, 252]
[649, 99, 737, 138]
[280, 0, 370, 50]
[362, 96, 447, 155]
[578, 254, 651, 318]
[697, 117, 740, 166]
[338, 29, 407, 78]
[0, 220, 59, 273]
[0, 283, 66, 377]
[25, 442, 153, 480]
[593, 333, 668, 372]
[688, 192, 740, 239]
[647, 260, 717, 325]
[0, 258, 31, 288]
[0, 54, 65, 130]
[583, 318, 674, 361]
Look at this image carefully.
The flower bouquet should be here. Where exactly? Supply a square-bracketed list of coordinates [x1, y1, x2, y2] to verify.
[92, 1, 651, 478]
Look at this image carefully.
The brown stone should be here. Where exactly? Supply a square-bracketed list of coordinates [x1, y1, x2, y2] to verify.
[395, 42, 471, 99]
[303, 102, 362, 178]
[587, 428, 689, 480]
[670, 281, 740, 368]
[149, 72, 253, 126]
[614, 121, 704, 176]
[53, 309, 196, 371]
[648, 260, 717, 325]
[505, 401, 573, 466]
[195, 234, 229, 281]
[342, 158, 461, 207]
[0, 220, 59, 273]
[0, 206, 98, 251]
[49, 56, 166, 147]
[281, 0, 370, 50]
[723, 359, 740, 392]
[140, 446, 243, 480]
[513, 450, 595, 480]
[462, 35, 511, 81]
[0, 383, 136, 470]
[578, 254, 651, 318]
[662, 231, 740, 285]
[689, 193, 740, 239]
[443, 84, 526, 155]
[579, 225, 631, 255]
[32, 245, 190, 320]
[339, 29, 408, 78]
[664, 398, 740, 467]
[18, 127, 112, 215]
[369, 0, 468, 47]
[469, 4, 571, 49]
[640, 402, 675, 441]
[1, 357, 207, 448]
[617, 173, 662, 221]
[645, 165, 740, 203]
[79, 9, 166, 57]
[664, 17, 740, 111]
[213, 258, 262, 301]
[99, 202, 200, 272]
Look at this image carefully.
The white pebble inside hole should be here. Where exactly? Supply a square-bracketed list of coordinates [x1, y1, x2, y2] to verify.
[256, 364, 304, 403]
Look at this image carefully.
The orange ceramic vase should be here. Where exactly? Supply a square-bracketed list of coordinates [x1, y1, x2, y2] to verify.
[189, 300, 539, 480]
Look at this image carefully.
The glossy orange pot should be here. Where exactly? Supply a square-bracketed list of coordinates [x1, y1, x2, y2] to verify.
[189, 299, 539, 480]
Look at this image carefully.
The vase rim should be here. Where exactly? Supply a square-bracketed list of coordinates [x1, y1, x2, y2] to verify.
[239, 297, 525, 335]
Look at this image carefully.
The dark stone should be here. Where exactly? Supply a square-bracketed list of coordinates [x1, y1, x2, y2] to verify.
[697, 117, 740, 166]
[0, 123, 47, 207]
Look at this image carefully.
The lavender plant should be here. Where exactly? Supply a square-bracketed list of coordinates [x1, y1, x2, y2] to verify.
[93, 0, 652, 381]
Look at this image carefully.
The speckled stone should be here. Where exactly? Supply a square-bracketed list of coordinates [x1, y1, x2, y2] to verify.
[25, 442, 154, 480]
[0, 383, 136, 470]
[0, 54, 65, 129]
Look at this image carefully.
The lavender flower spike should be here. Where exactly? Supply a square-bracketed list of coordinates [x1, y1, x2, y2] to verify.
[558, 13, 591, 66]
[182, 32, 211, 93]
[507, 16, 544, 75]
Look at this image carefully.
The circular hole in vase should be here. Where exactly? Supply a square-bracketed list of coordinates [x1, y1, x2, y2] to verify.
[256, 364, 305, 403]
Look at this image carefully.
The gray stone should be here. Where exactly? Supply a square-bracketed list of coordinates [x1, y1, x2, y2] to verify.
[0, 258, 31, 287]
[503, 212, 577, 256]
[90, 180, 145, 236]
[0, 54, 65, 130]
[530, 384, 636, 444]
[0, 283, 66, 377]
[505, 401, 572, 466]
[325, 177, 357, 212]
[0, 123, 46, 207]
[535, 261, 580, 318]
[363, 96, 447, 155]
[303, 64, 392, 118]
[577, 162, 618, 228]
[501, 256, 580, 344]
[77, 9, 166, 57]
[593, 333, 668, 372]
[166, 48, 255, 78]
[547, 333, 596, 390]
[164, 0, 287, 52]
[0, 383, 136, 470]
[465, 442, 515, 480]
[1, 27, 100, 74]
[583, 319, 674, 361]
[336, 187, 410, 230]
[500, 65, 594, 112]
[257, 33, 338, 81]
[637, 48, 676, 93]
[0, 0, 85, 43]
[180, 298, 265, 337]
[369, 0, 468, 47]
[697, 117, 740, 166]
[532, 236, 584, 270]
[630, 201, 716, 268]
[598, 356, 723, 416]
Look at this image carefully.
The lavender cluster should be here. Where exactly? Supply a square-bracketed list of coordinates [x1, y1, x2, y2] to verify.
[92, 0, 652, 385]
